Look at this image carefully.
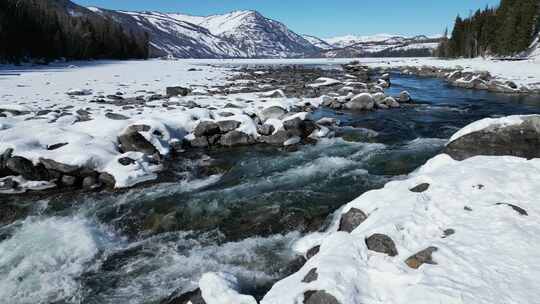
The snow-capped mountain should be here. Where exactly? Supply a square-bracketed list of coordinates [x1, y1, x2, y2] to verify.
[320, 34, 442, 58]
[302, 35, 334, 50]
[93, 9, 319, 58]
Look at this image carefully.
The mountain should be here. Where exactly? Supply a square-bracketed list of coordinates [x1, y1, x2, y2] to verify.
[96, 9, 320, 58]
[302, 35, 333, 50]
[320, 34, 442, 58]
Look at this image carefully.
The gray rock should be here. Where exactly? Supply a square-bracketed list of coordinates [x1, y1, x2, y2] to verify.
[496, 203, 528, 216]
[217, 120, 241, 133]
[316, 117, 339, 127]
[306, 245, 320, 260]
[346, 93, 374, 111]
[6, 156, 49, 181]
[261, 106, 287, 121]
[194, 121, 220, 137]
[219, 131, 253, 147]
[338, 208, 368, 233]
[410, 183, 430, 193]
[105, 113, 130, 120]
[190, 136, 210, 148]
[257, 124, 275, 136]
[82, 176, 100, 190]
[40, 158, 79, 174]
[399, 91, 412, 102]
[166, 86, 191, 97]
[118, 157, 136, 166]
[302, 268, 318, 283]
[443, 229, 455, 238]
[99, 172, 116, 187]
[160, 288, 206, 304]
[304, 290, 340, 304]
[61, 175, 77, 187]
[118, 130, 158, 155]
[405, 246, 438, 269]
[365, 233, 398, 256]
[260, 129, 291, 145]
[283, 118, 317, 138]
[445, 115, 540, 160]
[0, 148, 14, 176]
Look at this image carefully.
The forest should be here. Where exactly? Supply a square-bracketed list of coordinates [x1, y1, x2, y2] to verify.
[437, 0, 540, 58]
[0, 0, 149, 63]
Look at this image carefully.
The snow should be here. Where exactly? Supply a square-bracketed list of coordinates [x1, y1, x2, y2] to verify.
[308, 77, 342, 88]
[448, 115, 538, 143]
[199, 272, 257, 304]
[262, 153, 540, 304]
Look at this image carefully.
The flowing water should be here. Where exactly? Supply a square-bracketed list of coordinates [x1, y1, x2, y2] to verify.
[1, 70, 540, 304]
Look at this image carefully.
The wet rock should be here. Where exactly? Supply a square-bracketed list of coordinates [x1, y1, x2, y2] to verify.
[257, 124, 275, 136]
[338, 208, 368, 233]
[399, 91, 412, 102]
[0, 177, 19, 192]
[410, 183, 430, 193]
[0, 148, 14, 176]
[46, 142, 68, 150]
[217, 120, 241, 133]
[443, 229, 455, 238]
[445, 115, 540, 160]
[283, 118, 317, 138]
[219, 131, 254, 147]
[383, 96, 400, 108]
[105, 112, 130, 120]
[316, 117, 339, 127]
[405, 246, 438, 269]
[365, 233, 398, 256]
[304, 290, 340, 304]
[260, 129, 291, 145]
[302, 268, 319, 283]
[118, 130, 158, 155]
[166, 86, 191, 97]
[160, 288, 206, 304]
[306, 245, 321, 260]
[82, 176, 100, 190]
[61, 175, 77, 187]
[284, 136, 301, 146]
[99, 172, 116, 187]
[346, 93, 374, 111]
[190, 136, 210, 148]
[6, 156, 49, 181]
[496, 203, 528, 216]
[194, 121, 220, 137]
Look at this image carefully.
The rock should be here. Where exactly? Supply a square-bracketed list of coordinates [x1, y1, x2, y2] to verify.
[217, 120, 241, 133]
[283, 118, 316, 138]
[302, 268, 319, 283]
[410, 183, 430, 193]
[405, 246, 438, 269]
[61, 175, 77, 187]
[338, 208, 368, 233]
[160, 288, 206, 304]
[99, 172, 116, 187]
[306, 245, 320, 260]
[0, 148, 14, 176]
[66, 88, 92, 96]
[260, 129, 291, 145]
[346, 93, 374, 111]
[118, 157, 136, 166]
[46, 142, 68, 150]
[190, 136, 210, 148]
[40, 158, 79, 174]
[0, 177, 19, 191]
[383, 96, 400, 108]
[6, 156, 49, 181]
[365, 233, 398, 256]
[257, 124, 275, 136]
[304, 290, 340, 304]
[105, 113, 130, 120]
[219, 131, 253, 147]
[127, 124, 151, 132]
[445, 115, 540, 160]
[260, 106, 287, 121]
[118, 130, 158, 155]
[166, 86, 191, 97]
[82, 176, 100, 190]
[496, 203, 528, 216]
[284, 136, 301, 146]
[399, 91, 412, 102]
[194, 121, 220, 137]
[316, 117, 339, 127]
[443, 229, 455, 238]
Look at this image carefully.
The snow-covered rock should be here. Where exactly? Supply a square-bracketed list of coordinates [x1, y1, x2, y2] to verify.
[199, 272, 257, 304]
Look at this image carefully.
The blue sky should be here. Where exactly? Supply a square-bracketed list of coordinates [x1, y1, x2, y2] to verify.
[74, 0, 500, 38]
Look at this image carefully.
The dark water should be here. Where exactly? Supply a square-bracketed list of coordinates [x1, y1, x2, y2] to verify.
[0, 72, 539, 304]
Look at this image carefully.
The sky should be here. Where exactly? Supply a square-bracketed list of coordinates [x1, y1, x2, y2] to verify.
[73, 0, 500, 38]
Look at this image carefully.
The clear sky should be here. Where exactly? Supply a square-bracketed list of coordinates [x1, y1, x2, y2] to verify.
[73, 0, 500, 38]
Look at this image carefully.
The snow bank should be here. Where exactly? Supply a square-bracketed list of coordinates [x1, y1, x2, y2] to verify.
[448, 114, 539, 143]
[262, 153, 540, 304]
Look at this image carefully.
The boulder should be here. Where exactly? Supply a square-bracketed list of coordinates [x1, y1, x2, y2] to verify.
[219, 131, 254, 147]
[257, 124, 275, 136]
[40, 158, 79, 174]
[82, 176, 100, 190]
[118, 130, 158, 155]
[260, 130, 291, 145]
[445, 115, 540, 160]
[217, 120, 241, 133]
[346, 93, 374, 111]
[409, 183, 430, 193]
[160, 288, 206, 304]
[99, 172, 116, 188]
[398, 91, 412, 103]
[338, 208, 368, 233]
[6, 156, 49, 181]
[190, 136, 210, 148]
[61, 175, 77, 187]
[105, 113, 130, 120]
[166, 86, 191, 97]
[0, 148, 14, 176]
[283, 118, 317, 138]
[193, 121, 220, 137]
[261, 106, 287, 121]
[304, 290, 340, 304]
[383, 96, 400, 108]
[306, 245, 320, 260]
[405, 246, 438, 269]
[365, 233, 398, 256]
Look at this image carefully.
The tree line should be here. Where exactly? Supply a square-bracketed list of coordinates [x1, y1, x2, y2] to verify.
[0, 0, 149, 63]
[437, 0, 540, 58]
